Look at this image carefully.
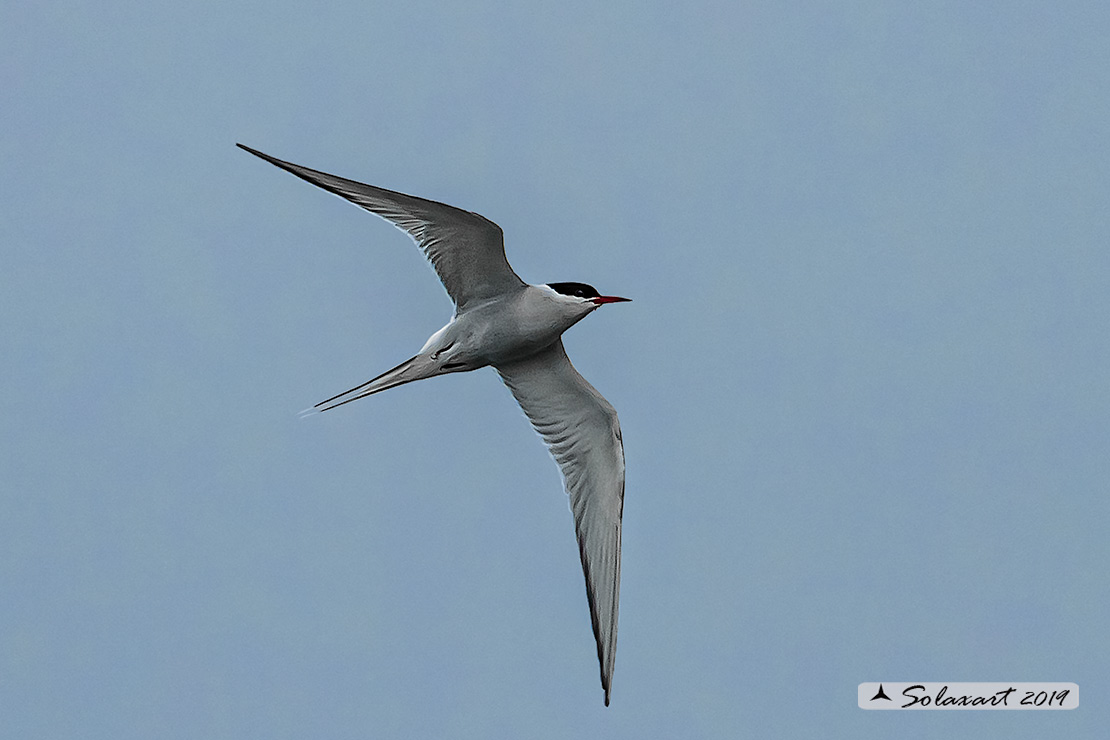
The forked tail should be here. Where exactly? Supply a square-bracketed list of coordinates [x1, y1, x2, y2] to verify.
[304, 354, 442, 414]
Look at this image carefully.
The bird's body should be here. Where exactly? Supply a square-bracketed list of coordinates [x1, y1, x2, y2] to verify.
[238, 144, 629, 705]
[422, 284, 594, 369]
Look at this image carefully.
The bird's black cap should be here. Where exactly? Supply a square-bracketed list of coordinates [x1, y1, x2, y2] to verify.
[547, 282, 601, 299]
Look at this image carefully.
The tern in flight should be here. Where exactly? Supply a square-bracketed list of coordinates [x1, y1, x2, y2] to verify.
[238, 144, 629, 705]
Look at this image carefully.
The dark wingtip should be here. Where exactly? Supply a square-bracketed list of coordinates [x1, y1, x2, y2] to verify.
[236, 143, 269, 160]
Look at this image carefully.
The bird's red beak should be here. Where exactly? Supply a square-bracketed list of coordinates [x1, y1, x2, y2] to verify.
[590, 296, 631, 305]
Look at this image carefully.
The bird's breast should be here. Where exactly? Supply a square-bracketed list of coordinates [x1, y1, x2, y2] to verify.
[459, 289, 583, 366]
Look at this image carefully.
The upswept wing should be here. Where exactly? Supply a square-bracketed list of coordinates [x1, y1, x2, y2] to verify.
[496, 340, 625, 706]
[237, 144, 525, 310]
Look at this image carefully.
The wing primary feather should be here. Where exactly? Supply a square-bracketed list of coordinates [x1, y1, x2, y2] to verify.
[236, 143, 525, 309]
[495, 341, 625, 705]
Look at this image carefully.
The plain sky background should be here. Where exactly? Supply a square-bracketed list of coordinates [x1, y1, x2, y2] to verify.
[2, 1, 1107, 737]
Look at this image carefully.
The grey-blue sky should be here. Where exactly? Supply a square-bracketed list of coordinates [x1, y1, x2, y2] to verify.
[2, 0, 1107, 737]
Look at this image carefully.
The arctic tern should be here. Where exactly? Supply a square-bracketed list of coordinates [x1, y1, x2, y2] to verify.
[238, 144, 629, 705]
